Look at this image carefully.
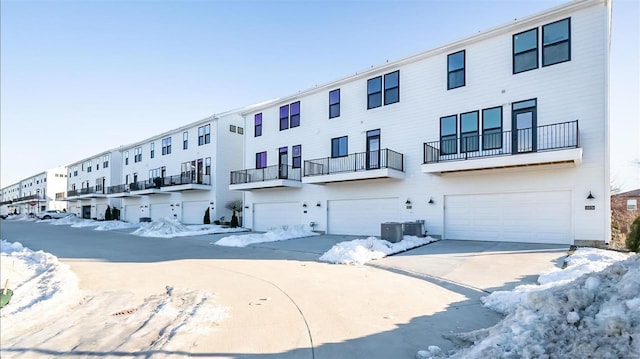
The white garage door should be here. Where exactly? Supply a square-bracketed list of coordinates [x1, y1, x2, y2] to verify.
[151, 203, 173, 221]
[444, 191, 572, 244]
[328, 198, 399, 236]
[253, 202, 300, 232]
[125, 205, 140, 223]
[182, 201, 209, 224]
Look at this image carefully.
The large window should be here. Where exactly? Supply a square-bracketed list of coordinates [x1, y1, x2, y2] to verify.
[292, 145, 302, 168]
[331, 136, 348, 158]
[103, 155, 109, 168]
[543, 18, 570, 67]
[256, 151, 267, 169]
[447, 50, 465, 90]
[254, 113, 262, 137]
[279, 102, 301, 131]
[329, 89, 340, 118]
[134, 147, 142, 162]
[280, 104, 289, 130]
[482, 107, 503, 150]
[513, 28, 538, 74]
[205, 157, 211, 176]
[162, 137, 172, 155]
[367, 76, 382, 109]
[440, 115, 458, 155]
[460, 111, 479, 153]
[87, 160, 92, 173]
[384, 70, 399, 105]
[290, 101, 300, 128]
[198, 124, 211, 145]
[183, 131, 188, 150]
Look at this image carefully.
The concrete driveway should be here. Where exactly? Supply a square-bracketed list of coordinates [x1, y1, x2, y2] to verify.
[1, 221, 569, 358]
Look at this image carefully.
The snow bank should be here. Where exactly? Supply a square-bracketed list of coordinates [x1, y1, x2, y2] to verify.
[214, 226, 318, 247]
[131, 218, 247, 238]
[320, 236, 436, 265]
[418, 248, 638, 359]
[48, 214, 86, 226]
[93, 220, 140, 231]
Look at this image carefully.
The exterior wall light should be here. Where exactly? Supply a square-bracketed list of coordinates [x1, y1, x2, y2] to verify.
[428, 197, 434, 204]
[302, 203, 307, 208]
[587, 191, 595, 200]
[316, 202, 321, 207]
[405, 199, 411, 205]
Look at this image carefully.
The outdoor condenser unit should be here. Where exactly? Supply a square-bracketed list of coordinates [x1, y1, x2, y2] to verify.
[403, 222, 425, 237]
[381, 222, 403, 243]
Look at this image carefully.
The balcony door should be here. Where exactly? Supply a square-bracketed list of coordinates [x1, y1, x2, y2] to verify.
[366, 129, 380, 169]
[197, 159, 203, 184]
[512, 99, 537, 154]
[279, 147, 288, 179]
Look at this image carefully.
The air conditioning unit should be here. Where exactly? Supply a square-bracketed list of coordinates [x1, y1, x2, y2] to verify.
[403, 222, 425, 237]
[381, 222, 403, 243]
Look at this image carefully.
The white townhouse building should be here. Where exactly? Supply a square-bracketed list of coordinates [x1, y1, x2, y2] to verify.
[64, 150, 123, 219]
[1, 167, 68, 215]
[109, 109, 245, 224]
[230, 0, 612, 245]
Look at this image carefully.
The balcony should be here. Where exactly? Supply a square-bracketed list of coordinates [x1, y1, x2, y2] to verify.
[422, 121, 582, 174]
[303, 149, 405, 184]
[160, 174, 211, 192]
[67, 187, 107, 199]
[229, 165, 302, 191]
[128, 180, 168, 196]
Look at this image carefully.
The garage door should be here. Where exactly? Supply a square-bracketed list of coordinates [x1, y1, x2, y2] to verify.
[97, 204, 108, 220]
[125, 205, 140, 223]
[253, 202, 300, 232]
[444, 191, 572, 244]
[151, 203, 173, 221]
[182, 201, 208, 224]
[328, 198, 399, 236]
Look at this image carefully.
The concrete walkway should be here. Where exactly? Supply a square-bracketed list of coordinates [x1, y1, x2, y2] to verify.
[1, 221, 569, 358]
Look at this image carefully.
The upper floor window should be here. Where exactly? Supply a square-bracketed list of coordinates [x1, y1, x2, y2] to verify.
[134, 147, 142, 162]
[198, 124, 211, 145]
[183, 131, 188, 150]
[96, 159, 100, 170]
[447, 50, 465, 90]
[384, 70, 399, 105]
[103, 155, 109, 168]
[331, 136, 348, 158]
[280, 101, 301, 131]
[87, 161, 92, 173]
[292, 145, 302, 168]
[460, 111, 479, 153]
[125, 151, 129, 165]
[440, 115, 458, 155]
[205, 157, 211, 176]
[367, 76, 382, 109]
[513, 28, 538, 74]
[150, 143, 155, 159]
[329, 89, 340, 118]
[628, 199, 638, 211]
[543, 18, 570, 67]
[254, 114, 262, 137]
[482, 107, 503, 150]
[256, 151, 267, 169]
[162, 137, 172, 155]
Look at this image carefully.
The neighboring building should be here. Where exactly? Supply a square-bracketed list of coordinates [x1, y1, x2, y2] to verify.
[611, 189, 640, 249]
[63, 150, 122, 219]
[108, 109, 245, 224]
[1, 167, 68, 215]
[231, 0, 612, 245]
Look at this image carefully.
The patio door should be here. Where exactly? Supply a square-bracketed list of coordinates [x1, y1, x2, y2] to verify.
[512, 99, 537, 154]
[197, 159, 203, 184]
[366, 129, 380, 169]
[279, 147, 288, 179]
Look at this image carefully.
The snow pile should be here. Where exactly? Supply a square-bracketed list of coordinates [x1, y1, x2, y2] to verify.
[0, 240, 80, 326]
[93, 220, 140, 231]
[48, 214, 86, 226]
[214, 225, 319, 247]
[417, 249, 639, 359]
[5, 214, 36, 222]
[131, 218, 247, 238]
[319, 236, 437, 265]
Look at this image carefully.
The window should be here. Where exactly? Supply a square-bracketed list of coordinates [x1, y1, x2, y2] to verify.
[384, 70, 399, 105]
[628, 199, 638, 211]
[329, 89, 340, 118]
[205, 157, 211, 176]
[103, 155, 109, 168]
[447, 50, 465, 89]
[198, 124, 211, 145]
[230, 125, 237, 133]
[74, 167, 78, 176]
[134, 147, 142, 162]
[460, 111, 479, 153]
[280, 105, 289, 130]
[440, 115, 458, 155]
[543, 18, 570, 67]
[162, 137, 172, 155]
[513, 28, 538, 73]
[87, 161, 92, 173]
[96, 159, 99, 170]
[183, 132, 188, 150]
[292, 145, 302, 168]
[367, 76, 382, 109]
[254, 113, 262, 137]
[256, 151, 267, 169]
[482, 107, 503, 150]
[279, 101, 300, 131]
[150, 143, 155, 159]
[331, 136, 348, 158]
[125, 174, 129, 185]
[237, 127, 243, 134]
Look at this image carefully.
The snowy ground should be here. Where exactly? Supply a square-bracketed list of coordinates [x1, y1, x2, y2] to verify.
[319, 235, 438, 265]
[417, 248, 639, 359]
[213, 225, 319, 247]
[0, 240, 228, 358]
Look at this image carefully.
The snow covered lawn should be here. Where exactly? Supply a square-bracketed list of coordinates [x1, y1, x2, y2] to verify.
[319, 236, 438, 265]
[214, 226, 319, 247]
[417, 248, 639, 359]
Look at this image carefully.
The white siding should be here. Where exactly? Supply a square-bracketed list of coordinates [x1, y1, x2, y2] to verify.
[328, 198, 399, 236]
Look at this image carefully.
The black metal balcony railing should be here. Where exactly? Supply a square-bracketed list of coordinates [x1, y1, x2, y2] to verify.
[13, 194, 40, 202]
[304, 149, 404, 177]
[230, 165, 302, 185]
[107, 184, 129, 194]
[423, 120, 579, 164]
[67, 187, 103, 197]
[162, 174, 211, 187]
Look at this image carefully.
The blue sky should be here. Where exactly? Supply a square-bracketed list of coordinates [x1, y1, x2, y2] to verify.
[1, 0, 638, 190]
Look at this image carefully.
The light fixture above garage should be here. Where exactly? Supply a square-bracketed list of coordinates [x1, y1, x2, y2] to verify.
[428, 197, 434, 204]
[587, 191, 595, 200]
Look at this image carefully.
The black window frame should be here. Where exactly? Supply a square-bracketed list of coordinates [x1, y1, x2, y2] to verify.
[255, 151, 267, 169]
[125, 151, 129, 165]
[150, 142, 155, 159]
[329, 89, 340, 119]
[513, 28, 539, 74]
[254, 113, 262, 137]
[447, 50, 465, 90]
[280, 104, 289, 131]
[290, 101, 300, 128]
[331, 136, 348, 158]
[384, 70, 399, 105]
[134, 147, 142, 163]
[367, 76, 382, 109]
[162, 137, 172, 156]
[460, 111, 479, 153]
[292, 145, 302, 168]
[542, 18, 571, 67]
[482, 106, 503, 150]
[183, 131, 188, 150]
[440, 115, 458, 155]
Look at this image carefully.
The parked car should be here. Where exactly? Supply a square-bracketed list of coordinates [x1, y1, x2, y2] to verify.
[37, 210, 71, 220]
